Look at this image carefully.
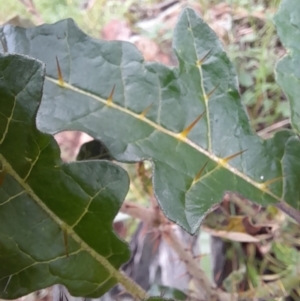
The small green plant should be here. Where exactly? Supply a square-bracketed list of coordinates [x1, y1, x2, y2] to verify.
[1, 0, 300, 300]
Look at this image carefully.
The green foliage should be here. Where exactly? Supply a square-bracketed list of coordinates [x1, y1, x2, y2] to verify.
[274, 0, 300, 133]
[1, 8, 296, 234]
[0, 0, 288, 131]
[0, 53, 133, 298]
[1, 0, 300, 299]
[229, 20, 288, 128]
[203, 0, 286, 131]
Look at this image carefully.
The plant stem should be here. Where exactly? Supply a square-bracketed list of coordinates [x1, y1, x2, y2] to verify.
[115, 271, 149, 300]
[161, 225, 217, 301]
[120, 200, 160, 226]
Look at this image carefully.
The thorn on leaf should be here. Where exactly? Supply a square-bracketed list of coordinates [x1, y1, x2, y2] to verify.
[106, 85, 115, 106]
[205, 83, 220, 101]
[258, 176, 282, 191]
[194, 161, 209, 183]
[56, 56, 65, 87]
[197, 49, 212, 65]
[140, 103, 153, 118]
[219, 149, 247, 166]
[178, 111, 206, 140]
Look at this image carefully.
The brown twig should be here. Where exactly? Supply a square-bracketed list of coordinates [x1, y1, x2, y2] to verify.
[276, 201, 300, 225]
[120, 200, 161, 227]
[257, 118, 290, 139]
[161, 225, 218, 301]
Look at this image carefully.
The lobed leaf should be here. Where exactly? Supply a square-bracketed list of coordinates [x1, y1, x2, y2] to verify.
[274, 0, 300, 133]
[1, 8, 298, 233]
[0, 54, 132, 298]
[273, 0, 300, 211]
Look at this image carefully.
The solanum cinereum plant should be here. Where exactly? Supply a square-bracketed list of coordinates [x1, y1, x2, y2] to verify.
[1, 0, 300, 300]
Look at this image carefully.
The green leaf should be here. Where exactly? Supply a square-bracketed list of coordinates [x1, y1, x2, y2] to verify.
[1, 9, 297, 233]
[274, 0, 300, 132]
[273, 0, 300, 214]
[0, 53, 133, 298]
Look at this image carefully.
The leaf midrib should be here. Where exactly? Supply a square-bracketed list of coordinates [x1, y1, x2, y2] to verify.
[45, 76, 282, 203]
[186, 11, 212, 152]
[0, 154, 147, 298]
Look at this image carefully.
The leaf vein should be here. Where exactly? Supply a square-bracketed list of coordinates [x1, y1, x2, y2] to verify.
[186, 11, 212, 152]
[44, 76, 281, 202]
